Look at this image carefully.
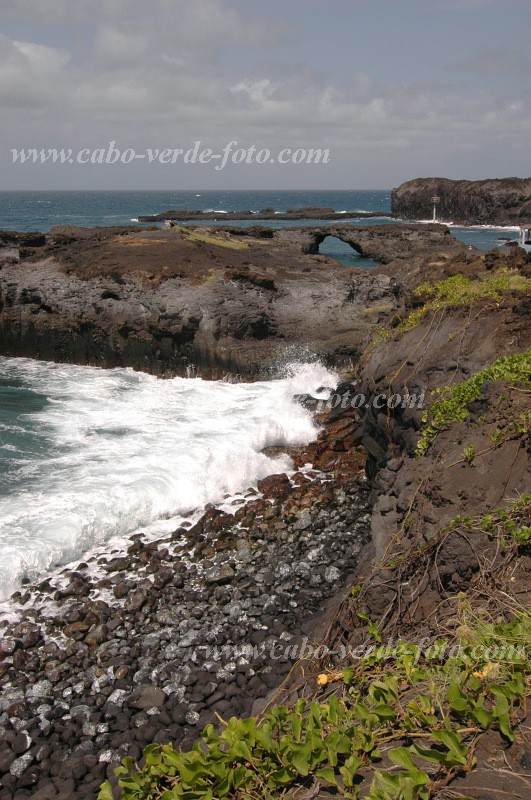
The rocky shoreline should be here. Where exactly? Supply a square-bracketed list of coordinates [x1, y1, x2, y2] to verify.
[137, 207, 393, 223]
[0, 225, 529, 800]
[0, 397, 372, 800]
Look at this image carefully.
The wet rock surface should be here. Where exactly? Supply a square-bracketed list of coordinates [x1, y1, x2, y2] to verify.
[0, 421, 370, 799]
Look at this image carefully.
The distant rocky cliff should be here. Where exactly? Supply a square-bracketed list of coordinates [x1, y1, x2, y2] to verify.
[392, 177, 531, 225]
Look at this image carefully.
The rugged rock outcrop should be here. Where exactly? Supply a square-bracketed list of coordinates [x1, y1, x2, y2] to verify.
[392, 176, 531, 225]
[0, 240, 529, 800]
[276, 222, 460, 264]
[0, 223, 464, 378]
[138, 207, 391, 222]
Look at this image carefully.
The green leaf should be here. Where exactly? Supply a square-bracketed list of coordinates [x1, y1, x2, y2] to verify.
[232, 765, 251, 790]
[315, 767, 338, 786]
[388, 748, 416, 770]
[431, 730, 467, 765]
[178, 761, 205, 785]
[340, 755, 362, 788]
[255, 732, 276, 753]
[290, 713, 302, 741]
[231, 740, 253, 761]
[373, 704, 396, 719]
[471, 706, 493, 729]
[291, 747, 311, 776]
[410, 744, 451, 765]
[269, 766, 295, 786]
[496, 712, 514, 742]
[97, 782, 114, 800]
[372, 770, 401, 793]
[343, 667, 355, 684]
[448, 682, 468, 713]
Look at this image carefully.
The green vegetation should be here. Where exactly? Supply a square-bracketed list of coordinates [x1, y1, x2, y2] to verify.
[386, 495, 531, 571]
[474, 495, 531, 549]
[416, 349, 531, 455]
[461, 445, 476, 463]
[401, 269, 530, 332]
[492, 410, 531, 443]
[377, 269, 530, 341]
[99, 605, 529, 800]
[172, 225, 249, 250]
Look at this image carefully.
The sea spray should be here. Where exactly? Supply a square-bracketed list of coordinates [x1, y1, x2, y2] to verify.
[0, 357, 337, 600]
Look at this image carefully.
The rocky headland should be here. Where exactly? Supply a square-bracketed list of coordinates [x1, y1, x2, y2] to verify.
[137, 207, 392, 223]
[0, 222, 529, 800]
[392, 176, 531, 225]
[0, 223, 462, 379]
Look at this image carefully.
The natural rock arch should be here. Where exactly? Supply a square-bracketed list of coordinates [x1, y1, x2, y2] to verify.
[277, 226, 374, 260]
[276, 224, 460, 265]
[306, 232, 365, 257]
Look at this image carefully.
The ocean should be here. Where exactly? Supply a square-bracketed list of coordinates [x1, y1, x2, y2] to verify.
[0, 189, 520, 265]
[0, 358, 335, 602]
[0, 189, 521, 601]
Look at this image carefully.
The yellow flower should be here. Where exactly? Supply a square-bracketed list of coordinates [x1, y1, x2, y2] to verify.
[473, 663, 499, 679]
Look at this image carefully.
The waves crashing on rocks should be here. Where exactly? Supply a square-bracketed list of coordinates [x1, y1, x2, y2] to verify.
[0, 357, 335, 601]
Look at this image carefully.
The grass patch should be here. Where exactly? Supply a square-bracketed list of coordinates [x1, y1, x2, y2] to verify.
[173, 226, 249, 250]
[99, 609, 529, 800]
[416, 348, 531, 456]
[377, 269, 530, 341]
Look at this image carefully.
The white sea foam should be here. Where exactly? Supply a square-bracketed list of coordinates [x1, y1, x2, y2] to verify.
[0, 358, 336, 600]
[395, 217, 520, 232]
[449, 224, 520, 231]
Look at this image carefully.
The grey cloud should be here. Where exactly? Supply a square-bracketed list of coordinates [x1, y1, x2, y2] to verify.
[453, 47, 531, 77]
[0, 0, 291, 47]
[0, 0, 530, 188]
[2, 29, 530, 156]
[0, 34, 70, 109]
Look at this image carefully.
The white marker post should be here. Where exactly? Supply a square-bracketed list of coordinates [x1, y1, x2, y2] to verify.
[431, 196, 440, 222]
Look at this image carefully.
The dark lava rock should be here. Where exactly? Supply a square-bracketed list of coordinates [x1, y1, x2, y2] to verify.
[392, 176, 531, 226]
[11, 732, 32, 755]
[256, 473, 291, 500]
[11, 621, 42, 648]
[129, 686, 166, 710]
[0, 223, 458, 379]
[203, 565, 235, 585]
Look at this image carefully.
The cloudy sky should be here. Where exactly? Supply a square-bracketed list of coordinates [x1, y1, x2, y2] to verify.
[0, 0, 529, 189]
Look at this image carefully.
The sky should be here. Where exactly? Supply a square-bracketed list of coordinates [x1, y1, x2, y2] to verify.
[0, 0, 530, 189]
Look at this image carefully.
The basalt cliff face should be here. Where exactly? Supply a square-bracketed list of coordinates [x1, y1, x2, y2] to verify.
[0, 223, 462, 379]
[392, 177, 531, 225]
